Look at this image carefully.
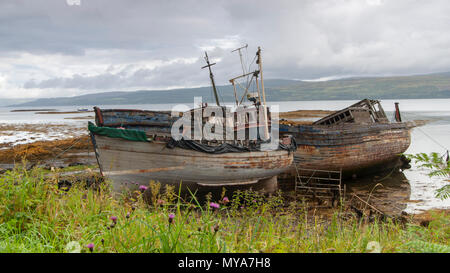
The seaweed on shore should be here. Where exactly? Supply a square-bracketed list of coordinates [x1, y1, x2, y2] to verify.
[0, 135, 92, 163]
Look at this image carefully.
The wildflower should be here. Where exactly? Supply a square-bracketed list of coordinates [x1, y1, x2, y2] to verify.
[65, 241, 81, 253]
[101, 239, 104, 245]
[110, 223, 116, 229]
[222, 196, 229, 204]
[126, 212, 130, 219]
[110, 216, 117, 224]
[366, 241, 382, 253]
[139, 185, 148, 192]
[209, 202, 220, 209]
[157, 199, 165, 205]
[131, 206, 136, 211]
[86, 243, 94, 253]
[168, 213, 175, 224]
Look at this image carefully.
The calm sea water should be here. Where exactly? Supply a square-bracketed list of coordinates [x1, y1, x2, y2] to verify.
[1, 98, 449, 213]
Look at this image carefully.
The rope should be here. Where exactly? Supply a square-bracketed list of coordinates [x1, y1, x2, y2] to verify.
[50, 136, 86, 165]
[247, 54, 257, 73]
[415, 126, 449, 151]
[373, 165, 398, 182]
[399, 110, 449, 151]
[364, 194, 406, 212]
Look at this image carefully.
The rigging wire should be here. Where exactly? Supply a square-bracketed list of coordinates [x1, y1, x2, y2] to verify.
[395, 110, 449, 162]
[416, 126, 449, 151]
[400, 110, 449, 151]
[247, 53, 258, 72]
[243, 46, 249, 87]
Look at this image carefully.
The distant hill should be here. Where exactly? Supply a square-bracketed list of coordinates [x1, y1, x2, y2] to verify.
[10, 72, 450, 107]
[0, 98, 34, 107]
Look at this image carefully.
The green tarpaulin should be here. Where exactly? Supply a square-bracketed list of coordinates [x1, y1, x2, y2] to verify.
[88, 121, 149, 142]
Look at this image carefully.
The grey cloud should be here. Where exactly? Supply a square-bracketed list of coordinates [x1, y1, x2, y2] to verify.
[3, 0, 450, 97]
[22, 46, 243, 90]
[0, 0, 232, 55]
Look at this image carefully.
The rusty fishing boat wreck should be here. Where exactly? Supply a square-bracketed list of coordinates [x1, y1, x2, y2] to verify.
[279, 99, 417, 179]
[88, 47, 296, 192]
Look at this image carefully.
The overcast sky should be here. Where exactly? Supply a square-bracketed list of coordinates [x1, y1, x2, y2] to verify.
[1, 0, 450, 99]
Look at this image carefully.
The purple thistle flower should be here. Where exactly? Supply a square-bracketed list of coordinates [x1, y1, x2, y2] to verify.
[110, 216, 117, 223]
[222, 196, 229, 204]
[209, 202, 220, 209]
[86, 243, 94, 252]
[168, 213, 175, 224]
[139, 185, 148, 192]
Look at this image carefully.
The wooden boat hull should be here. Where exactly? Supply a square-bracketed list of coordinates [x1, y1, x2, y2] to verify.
[280, 122, 415, 178]
[92, 134, 293, 191]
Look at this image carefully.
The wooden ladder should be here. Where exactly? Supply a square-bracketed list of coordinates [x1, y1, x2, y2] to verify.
[293, 164, 344, 207]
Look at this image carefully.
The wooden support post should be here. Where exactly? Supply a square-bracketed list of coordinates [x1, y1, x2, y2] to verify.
[394, 102, 402, 122]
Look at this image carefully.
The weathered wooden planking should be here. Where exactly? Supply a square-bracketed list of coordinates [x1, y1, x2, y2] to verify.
[280, 121, 413, 176]
[95, 107, 276, 141]
[95, 108, 176, 128]
[280, 121, 415, 146]
[93, 135, 293, 191]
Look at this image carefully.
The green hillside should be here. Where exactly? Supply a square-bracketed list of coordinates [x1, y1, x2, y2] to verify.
[11, 72, 450, 107]
[266, 72, 450, 101]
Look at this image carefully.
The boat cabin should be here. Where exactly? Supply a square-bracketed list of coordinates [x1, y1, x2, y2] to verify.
[313, 99, 389, 126]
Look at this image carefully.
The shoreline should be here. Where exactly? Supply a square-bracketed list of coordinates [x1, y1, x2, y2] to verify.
[0, 122, 95, 170]
[0, 115, 447, 216]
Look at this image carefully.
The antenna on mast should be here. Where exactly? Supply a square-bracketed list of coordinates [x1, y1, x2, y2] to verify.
[201, 51, 221, 106]
[230, 44, 259, 106]
[231, 44, 248, 76]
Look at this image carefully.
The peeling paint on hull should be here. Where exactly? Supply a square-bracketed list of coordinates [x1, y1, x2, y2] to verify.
[92, 135, 293, 191]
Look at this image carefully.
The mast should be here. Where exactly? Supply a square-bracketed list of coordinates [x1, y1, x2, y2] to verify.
[230, 44, 251, 106]
[201, 51, 220, 106]
[257, 47, 269, 139]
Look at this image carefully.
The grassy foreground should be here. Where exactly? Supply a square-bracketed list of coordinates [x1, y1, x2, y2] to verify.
[0, 165, 449, 253]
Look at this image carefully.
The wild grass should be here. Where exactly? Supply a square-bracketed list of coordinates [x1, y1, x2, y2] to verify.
[0, 165, 448, 253]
